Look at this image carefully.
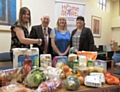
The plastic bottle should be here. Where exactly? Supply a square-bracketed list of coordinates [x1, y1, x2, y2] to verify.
[23, 55, 32, 78]
[73, 59, 79, 69]
[87, 59, 94, 67]
[34, 56, 39, 67]
[79, 54, 86, 67]
[31, 48, 39, 67]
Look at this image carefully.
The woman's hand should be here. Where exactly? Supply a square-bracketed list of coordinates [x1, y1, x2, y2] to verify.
[58, 52, 66, 56]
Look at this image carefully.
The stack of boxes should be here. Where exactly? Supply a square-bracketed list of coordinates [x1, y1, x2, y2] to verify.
[111, 42, 118, 51]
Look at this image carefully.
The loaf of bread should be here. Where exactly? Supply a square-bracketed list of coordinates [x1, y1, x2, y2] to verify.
[78, 67, 89, 77]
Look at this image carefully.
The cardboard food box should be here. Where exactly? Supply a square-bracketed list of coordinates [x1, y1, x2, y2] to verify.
[52, 56, 68, 68]
[94, 60, 107, 73]
[12, 48, 39, 68]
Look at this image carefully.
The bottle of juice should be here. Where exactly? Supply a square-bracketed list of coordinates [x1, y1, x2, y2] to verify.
[34, 56, 39, 67]
[22, 55, 32, 78]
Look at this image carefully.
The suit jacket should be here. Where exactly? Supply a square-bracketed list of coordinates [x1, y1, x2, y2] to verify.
[70, 26, 94, 51]
[29, 25, 52, 54]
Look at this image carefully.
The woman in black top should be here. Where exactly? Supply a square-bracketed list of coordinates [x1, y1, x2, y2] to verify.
[10, 7, 42, 61]
[70, 16, 94, 51]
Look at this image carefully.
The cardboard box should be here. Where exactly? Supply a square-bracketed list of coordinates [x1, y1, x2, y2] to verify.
[111, 42, 118, 51]
[94, 60, 107, 73]
[12, 48, 39, 68]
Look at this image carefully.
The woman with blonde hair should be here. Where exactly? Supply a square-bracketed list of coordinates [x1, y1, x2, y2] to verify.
[50, 16, 70, 57]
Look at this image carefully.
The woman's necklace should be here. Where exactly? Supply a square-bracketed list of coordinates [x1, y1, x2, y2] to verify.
[77, 29, 82, 32]
[60, 29, 66, 33]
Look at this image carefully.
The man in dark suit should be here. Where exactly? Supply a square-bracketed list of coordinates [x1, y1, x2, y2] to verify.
[29, 14, 52, 54]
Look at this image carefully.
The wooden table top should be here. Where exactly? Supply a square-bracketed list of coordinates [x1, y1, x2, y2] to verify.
[55, 84, 120, 92]
[0, 83, 120, 92]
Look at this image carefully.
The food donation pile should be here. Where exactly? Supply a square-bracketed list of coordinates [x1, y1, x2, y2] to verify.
[0, 48, 120, 92]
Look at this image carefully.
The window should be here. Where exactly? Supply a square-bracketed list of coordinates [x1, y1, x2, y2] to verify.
[0, 0, 16, 25]
[98, 0, 107, 11]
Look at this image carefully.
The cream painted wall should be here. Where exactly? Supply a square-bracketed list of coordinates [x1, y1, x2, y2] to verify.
[0, 0, 114, 52]
[111, 0, 120, 45]
[0, 32, 11, 52]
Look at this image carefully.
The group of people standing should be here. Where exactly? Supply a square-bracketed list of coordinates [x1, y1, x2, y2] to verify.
[10, 7, 94, 62]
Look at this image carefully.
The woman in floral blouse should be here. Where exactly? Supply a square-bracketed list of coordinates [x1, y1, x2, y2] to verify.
[10, 7, 42, 61]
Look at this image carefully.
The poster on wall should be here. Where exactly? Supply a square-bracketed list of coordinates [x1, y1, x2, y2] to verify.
[55, 0, 85, 32]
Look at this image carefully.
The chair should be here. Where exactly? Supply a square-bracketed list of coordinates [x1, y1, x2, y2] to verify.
[112, 53, 120, 78]
[0, 52, 12, 70]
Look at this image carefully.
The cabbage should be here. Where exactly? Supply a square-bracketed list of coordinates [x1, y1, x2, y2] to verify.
[24, 68, 46, 87]
[64, 76, 80, 91]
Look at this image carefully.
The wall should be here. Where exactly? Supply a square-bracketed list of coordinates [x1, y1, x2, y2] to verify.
[111, 0, 120, 45]
[0, 0, 114, 52]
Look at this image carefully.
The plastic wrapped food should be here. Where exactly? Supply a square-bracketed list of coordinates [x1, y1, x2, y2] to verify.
[1, 83, 33, 92]
[64, 76, 80, 91]
[44, 66, 62, 79]
[52, 56, 68, 68]
[5, 68, 18, 83]
[78, 67, 89, 77]
[0, 71, 6, 87]
[40, 54, 51, 69]
[0, 68, 18, 86]
[36, 78, 62, 92]
[24, 68, 46, 87]
[84, 75, 102, 87]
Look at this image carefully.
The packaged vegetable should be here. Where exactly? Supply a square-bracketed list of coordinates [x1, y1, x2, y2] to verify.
[36, 78, 62, 92]
[1, 83, 33, 92]
[44, 66, 62, 79]
[24, 68, 46, 87]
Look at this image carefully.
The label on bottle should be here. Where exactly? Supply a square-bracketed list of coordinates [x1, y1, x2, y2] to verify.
[87, 60, 94, 67]
[34, 56, 39, 67]
[73, 60, 79, 69]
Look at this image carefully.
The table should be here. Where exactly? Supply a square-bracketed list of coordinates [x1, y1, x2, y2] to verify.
[0, 83, 120, 92]
[55, 84, 120, 92]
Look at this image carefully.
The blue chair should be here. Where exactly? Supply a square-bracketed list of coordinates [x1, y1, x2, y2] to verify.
[0, 52, 12, 70]
[112, 53, 120, 75]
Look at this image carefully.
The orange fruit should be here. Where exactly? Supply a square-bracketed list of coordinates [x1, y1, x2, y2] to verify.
[105, 73, 111, 78]
[62, 65, 70, 73]
[78, 76, 84, 85]
[106, 78, 113, 85]
[65, 71, 73, 77]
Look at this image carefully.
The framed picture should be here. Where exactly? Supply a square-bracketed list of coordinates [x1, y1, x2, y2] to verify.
[91, 15, 102, 37]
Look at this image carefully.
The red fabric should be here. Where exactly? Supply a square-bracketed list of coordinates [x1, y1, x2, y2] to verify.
[44, 28, 48, 53]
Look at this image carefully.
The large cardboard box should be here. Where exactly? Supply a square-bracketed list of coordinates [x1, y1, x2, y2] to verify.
[12, 48, 39, 68]
[111, 42, 118, 51]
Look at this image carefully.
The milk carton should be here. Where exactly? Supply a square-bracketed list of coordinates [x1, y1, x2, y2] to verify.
[79, 55, 87, 67]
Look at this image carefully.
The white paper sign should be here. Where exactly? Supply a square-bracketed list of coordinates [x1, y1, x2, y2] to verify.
[55, 0, 85, 33]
